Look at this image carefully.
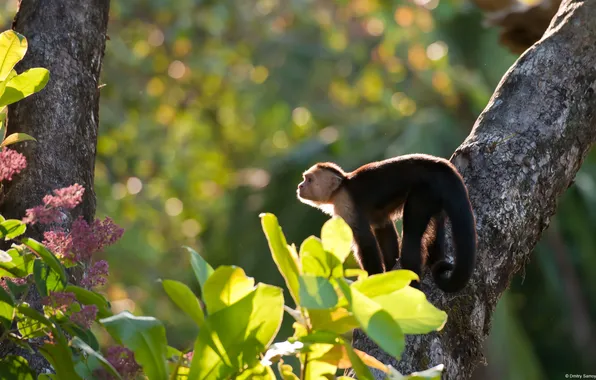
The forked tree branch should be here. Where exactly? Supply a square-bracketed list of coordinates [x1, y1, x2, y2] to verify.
[351, 0, 596, 378]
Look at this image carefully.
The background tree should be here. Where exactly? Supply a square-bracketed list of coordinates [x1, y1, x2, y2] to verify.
[0, 0, 110, 375]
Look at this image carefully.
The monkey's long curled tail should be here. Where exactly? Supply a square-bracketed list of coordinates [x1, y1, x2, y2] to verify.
[430, 171, 477, 292]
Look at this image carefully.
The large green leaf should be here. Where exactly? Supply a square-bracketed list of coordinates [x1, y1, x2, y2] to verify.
[260, 213, 301, 305]
[72, 337, 123, 380]
[39, 343, 83, 380]
[0, 219, 27, 240]
[372, 286, 447, 334]
[188, 283, 284, 380]
[0, 68, 50, 107]
[352, 270, 419, 298]
[162, 279, 204, 327]
[300, 236, 342, 278]
[21, 237, 67, 285]
[338, 279, 405, 358]
[0, 355, 35, 380]
[308, 308, 358, 335]
[321, 216, 353, 263]
[65, 285, 112, 319]
[100, 311, 169, 380]
[202, 266, 255, 314]
[0, 248, 34, 278]
[298, 275, 338, 310]
[0, 30, 27, 81]
[185, 246, 214, 290]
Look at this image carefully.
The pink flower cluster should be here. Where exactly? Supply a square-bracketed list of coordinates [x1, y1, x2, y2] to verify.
[42, 292, 98, 330]
[94, 346, 142, 380]
[23, 184, 85, 225]
[42, 216, 122, 289]
[0, 148, 27, 182]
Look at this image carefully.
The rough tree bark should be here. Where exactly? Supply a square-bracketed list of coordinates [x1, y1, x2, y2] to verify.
[0, 0, 110, 374]
[350, 1, 596, 379]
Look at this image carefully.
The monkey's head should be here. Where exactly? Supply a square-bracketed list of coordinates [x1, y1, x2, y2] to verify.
[297, 163, 345, 205]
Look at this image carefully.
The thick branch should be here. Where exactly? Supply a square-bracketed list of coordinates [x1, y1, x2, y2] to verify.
[352, 1, 596, 379]
[0, 0, 110, 374]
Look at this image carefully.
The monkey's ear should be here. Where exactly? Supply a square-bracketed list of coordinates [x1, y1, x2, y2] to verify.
[328, 172, 343, 191]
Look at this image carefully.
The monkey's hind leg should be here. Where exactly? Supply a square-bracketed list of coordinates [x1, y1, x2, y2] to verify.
[373, 221, 400, 272]
[401, 186, 441, 288]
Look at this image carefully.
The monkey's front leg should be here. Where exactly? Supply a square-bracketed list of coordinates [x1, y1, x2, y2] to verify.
[351, 213, 385, 275]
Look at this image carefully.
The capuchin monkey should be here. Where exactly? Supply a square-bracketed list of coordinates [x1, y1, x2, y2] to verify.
[296, 154, 476, 293]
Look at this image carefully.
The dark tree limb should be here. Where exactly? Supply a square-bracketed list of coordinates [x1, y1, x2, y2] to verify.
[351, 1, 596, 379]
[0, 0, 110, 374]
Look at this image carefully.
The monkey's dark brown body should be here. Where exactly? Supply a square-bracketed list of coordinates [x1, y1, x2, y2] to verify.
[298, 153, 477, 293]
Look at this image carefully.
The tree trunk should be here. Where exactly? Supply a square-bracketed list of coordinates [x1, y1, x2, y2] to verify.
[0, 0, 110, 374]
[351, 0, 596, 379]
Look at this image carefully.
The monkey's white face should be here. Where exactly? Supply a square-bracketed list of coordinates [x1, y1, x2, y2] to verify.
[296, 166, 341, 204]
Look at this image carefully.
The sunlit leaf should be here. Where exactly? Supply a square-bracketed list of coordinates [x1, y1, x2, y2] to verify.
[1, 132, 36, 147]
[338, 279, 405, 358]
[260, 213, 301, 305]
[0, 219, 27, 240]
[299, 275, 338, 310]
[372, 286, 447, 334]
[0, 68, 50, 107]
[0, 30, 27, 81]
[162, 279, 204, 327]
[0, 285, 14, 329]
[321, 216, 353, 263]
[343, 342, 376, 379]
[352, 270, 419, 298]
[202, 265, 255, 314]
[278, 362, 300, 380]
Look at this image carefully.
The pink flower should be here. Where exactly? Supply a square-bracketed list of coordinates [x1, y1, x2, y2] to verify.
[0, 148, 27, 182]
[42, 184, 84, 209]
[0, 277, 27, 292]
[23, 184, 84, 225]
[42, 291, 76, 312]
[70, 304, 97, 329]
[103, 346, 142, 379]
[43, 230, 74, 260]
[71, 217, 124, 262]
[81, 260, 109, 289]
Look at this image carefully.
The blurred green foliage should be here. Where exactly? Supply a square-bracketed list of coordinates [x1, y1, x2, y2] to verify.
[2, 0, 595, 377]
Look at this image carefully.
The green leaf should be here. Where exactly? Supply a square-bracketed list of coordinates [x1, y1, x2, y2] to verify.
[33, 260, 48, 297]
[0, 219, 27, 240]
[337, 279, 405, 358]
[162, 279, 204, 327]
[0, 248, 34, 278]
[0, 30, 27, 81]
[0, 68, 50, 107]
[21, 237, 67, 285]
[185, 245, 214, 290]
[72, 337, 123, 380]
[372, 286, 447, 334]
[100, 311, 169, 380]
[343, 342, 375, 380]
[321, 216, 353, 263]
[298, 275, 338, 310]
[236, 363, 276, 380]
[1, 132, 36, 147]
[202, 266, 255, 314]
[352, 270, 419, 298]
[0, 284, 15, 329]
[189, 283, 284, 380]
[63, 323, 100, 351]
[300, 236, 342, 278]
[260, 213, 301, 305]
[65, 285, 112, 319]
[39, 342, 83, 380]
[0, 355, 35, 380]
[308, 308, 359, 335]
